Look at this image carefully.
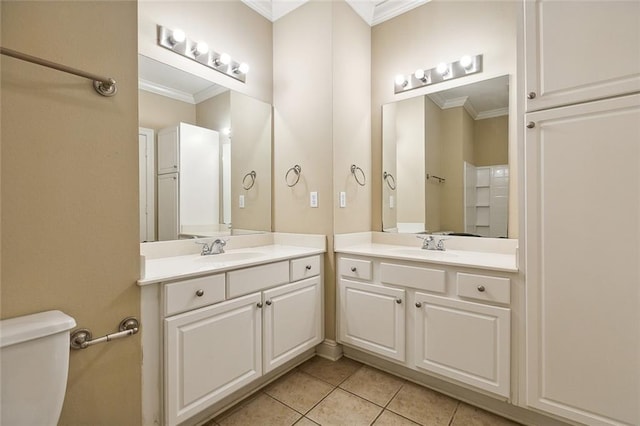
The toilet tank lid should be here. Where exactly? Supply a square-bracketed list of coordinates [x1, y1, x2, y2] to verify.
[0, 310, 76, 348]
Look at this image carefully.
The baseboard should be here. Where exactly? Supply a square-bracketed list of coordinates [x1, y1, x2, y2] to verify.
[315, 339, 343, 361]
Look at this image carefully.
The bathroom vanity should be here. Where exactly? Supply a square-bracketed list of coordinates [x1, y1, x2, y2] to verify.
[138, 233, 326, 426]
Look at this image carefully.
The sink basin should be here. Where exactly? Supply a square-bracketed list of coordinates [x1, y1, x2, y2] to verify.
[196, 252, 265, 263]
[391, 248, 457, 258]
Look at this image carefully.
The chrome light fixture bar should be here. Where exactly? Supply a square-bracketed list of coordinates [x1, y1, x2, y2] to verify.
[157, 25, 249, 83]
[394, 54, 482, 94]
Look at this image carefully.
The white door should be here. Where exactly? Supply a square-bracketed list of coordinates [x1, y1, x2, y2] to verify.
[525, 94, 640, 425]
[524, 0, 640, 112]
[164, 293, 262, 426]
[338, 279, 405, 362]
[139, 128, 155, 242]
[263, 277, 322, 373]
[157, 173, 178, 241]
[157, 126, 179, 174]
[414, 293, 510, 398]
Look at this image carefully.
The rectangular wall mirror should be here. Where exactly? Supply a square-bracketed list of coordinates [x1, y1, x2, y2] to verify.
[382, 75, 510, 237]
[138, 55, 272, 242]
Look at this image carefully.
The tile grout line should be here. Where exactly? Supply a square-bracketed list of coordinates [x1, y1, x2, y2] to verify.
[447, 401, 461, 426]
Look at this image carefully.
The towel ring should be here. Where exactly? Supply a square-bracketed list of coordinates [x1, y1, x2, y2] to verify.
[350, 164, 366, 187]
[242, 171, 257, 190]
[285, 165, 302, 187]
[383, 171, 396, 190]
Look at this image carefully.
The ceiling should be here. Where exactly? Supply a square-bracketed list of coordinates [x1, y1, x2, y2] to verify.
[240, 0, 430, 26]
[427, 75, 510, 120]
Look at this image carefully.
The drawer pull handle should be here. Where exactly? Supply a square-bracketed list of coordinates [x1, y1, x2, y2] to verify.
[477, 285, 486, 292]
[526, 121, 536, 129]
[395, 298, 402, 304]
[415, 302, 422, 308]
[350, 267, 357, 272]
[527, 91, 536, 99]
[265, 299, 272, 306]
[256, 302, 263, 308]
[305, 265, 312, 270]
[195, 289, 204, 297]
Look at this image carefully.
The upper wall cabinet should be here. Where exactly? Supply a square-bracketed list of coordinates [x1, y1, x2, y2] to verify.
[524, 0, 640, 111]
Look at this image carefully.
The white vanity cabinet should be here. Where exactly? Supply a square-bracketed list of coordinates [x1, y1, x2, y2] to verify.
[336, 254, 512, 399]
[161, 255, 323, 426]
[524, 0, 640, 112]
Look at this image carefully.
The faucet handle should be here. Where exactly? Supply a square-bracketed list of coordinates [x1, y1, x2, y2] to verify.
[436, 238, 447, 251]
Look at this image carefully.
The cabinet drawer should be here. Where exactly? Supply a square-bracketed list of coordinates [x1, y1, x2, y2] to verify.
[164, 274, 226, 316]
[290, 255, 321, 282]
[381, 263, 445, 293]
[227, 261, 290, 298]
[457, 273, 510, 304]
[339, 257, 372, 281]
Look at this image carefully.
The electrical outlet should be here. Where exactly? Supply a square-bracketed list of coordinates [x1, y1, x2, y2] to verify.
[239, 195, 245, 208]
[310, 191, 318, 208]
[339, 192, 346, 208]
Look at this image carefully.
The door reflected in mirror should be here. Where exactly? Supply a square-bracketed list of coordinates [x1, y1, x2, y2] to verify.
[138, 55, 272, 242]
[382, 75, 510, 237]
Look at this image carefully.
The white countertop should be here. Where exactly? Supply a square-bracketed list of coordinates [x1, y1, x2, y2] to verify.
[138, 244, 325, 285]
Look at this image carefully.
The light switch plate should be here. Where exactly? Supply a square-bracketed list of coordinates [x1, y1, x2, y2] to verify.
[339, 192, 346, 208]
[239, 195, 245, 208]
[390, 195, 395, 209]
[310, 191, 318, 208]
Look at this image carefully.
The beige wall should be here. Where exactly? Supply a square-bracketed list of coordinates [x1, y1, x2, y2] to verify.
[274, 0, 371, 340]
[475, 115, 509, 166]
[396, 96, 425, 225]
[1, 2, 141, 425]
[372, 0, 518, 236]
[139, 90, 196, 131]
[424, 96, 443, 232]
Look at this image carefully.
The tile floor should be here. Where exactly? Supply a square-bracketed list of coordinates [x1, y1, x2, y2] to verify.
[204, 356, 522, 426]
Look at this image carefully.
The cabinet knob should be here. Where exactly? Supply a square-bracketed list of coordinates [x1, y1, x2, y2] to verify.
[265, 299, 272, 306]
[256, 302, 263, 308]
[173, 165, 177, 168]
[350, 267, 357, 272]
[415, 302, 422, 308]
[305, 265, 312, 270]
[477, 285, 486, 292]
[395, 298, 402, 304]
[526, 121, 536, 129]
[527, 91, 536, 99]
[195, 289, 204, 297]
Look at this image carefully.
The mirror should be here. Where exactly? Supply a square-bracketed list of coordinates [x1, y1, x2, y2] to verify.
[382, 75, 510, 237]
[138, 55, 272, 242]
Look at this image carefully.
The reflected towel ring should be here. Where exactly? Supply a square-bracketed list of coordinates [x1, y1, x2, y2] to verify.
[350, 164, 366, 186]
[242, 171, 257, 190]
[383, 171, 396, 190]
[285, 165, 302, 187]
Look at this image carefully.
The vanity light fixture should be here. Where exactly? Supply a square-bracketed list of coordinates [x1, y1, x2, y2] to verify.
[394, 54, 483, 94]
[157, 25, 249, 83]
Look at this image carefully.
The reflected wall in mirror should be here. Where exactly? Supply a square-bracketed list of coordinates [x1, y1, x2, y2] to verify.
[382, 75, 510, 238]
[138, 55, 272, 242]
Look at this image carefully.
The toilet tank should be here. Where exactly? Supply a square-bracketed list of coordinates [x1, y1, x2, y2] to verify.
[0, 310, 76, 426]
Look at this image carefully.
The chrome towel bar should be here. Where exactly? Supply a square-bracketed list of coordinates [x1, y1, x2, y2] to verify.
[70, 317, 139, 350]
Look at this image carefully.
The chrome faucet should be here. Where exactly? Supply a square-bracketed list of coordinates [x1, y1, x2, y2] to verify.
[195, 238, 227, 256]
[418, 235, 446, 251]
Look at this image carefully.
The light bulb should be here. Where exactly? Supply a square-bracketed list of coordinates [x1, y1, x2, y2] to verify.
[222, 127, 231, 136]
[219, 53, 231, 65]
[194, 41, 209, 56]
[170, 29, 186, 44]
[414, 69, 426, 82]
[238, 63, 250, 74]
[460, 55, 473, 69]
[395, 74, 407, 86]
[436, 62, 449, 75]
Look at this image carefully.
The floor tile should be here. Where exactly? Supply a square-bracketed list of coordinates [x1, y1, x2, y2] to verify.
[306, 388, 383, 426]
[217, 393, 301, 426]
[339, 365, 405, 407]
[298, 356, 362, 386]
[265, 370, 334, 414]
[373, 410, 421, 425]
[294, 417, 320, 426]
[387, 382, 459, 426]
[451, 402, 522, 426]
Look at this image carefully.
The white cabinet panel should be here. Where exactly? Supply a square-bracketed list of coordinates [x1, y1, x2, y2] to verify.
[338, 279, 405, 362]
[415, 293, 510, 398]
[164, 293, 262, 426]
[263, 277, 322, 373]
[525, 94, 640, 425]
[525, 0, 640, 111]
[157, 173, 178, 241]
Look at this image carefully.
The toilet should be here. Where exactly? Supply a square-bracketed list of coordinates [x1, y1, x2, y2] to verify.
[1, 310, 76, 425]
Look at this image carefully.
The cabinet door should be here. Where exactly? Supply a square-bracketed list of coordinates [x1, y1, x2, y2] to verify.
[263, 277, 322, 373]
[164, 293, 262, 426]
[414, 293, 510, 398]
[157, 173, 179, 241]
[525, 0, 640, 111]
[157, 126, 179, 174]
[525, 95, 640, 425]
[338, 279, 405, 362]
